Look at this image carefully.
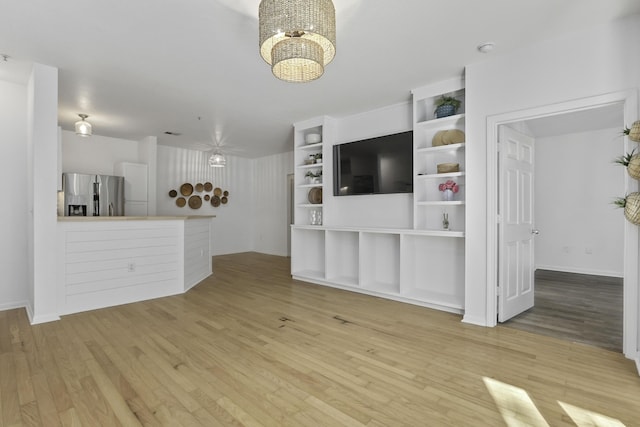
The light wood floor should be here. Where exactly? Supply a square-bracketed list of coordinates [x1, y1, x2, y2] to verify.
[1, 253, 639, 426]
[502, 270, 623, 352]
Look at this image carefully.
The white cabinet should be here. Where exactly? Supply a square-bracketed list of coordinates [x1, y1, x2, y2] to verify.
[291, 226, 465, 313]
[115, 162, 148, 216]
[412, 78, 466, 232]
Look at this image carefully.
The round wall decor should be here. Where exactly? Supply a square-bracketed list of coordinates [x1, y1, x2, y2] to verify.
[176, 197, 186, 207]
[180, 183, 193, 196]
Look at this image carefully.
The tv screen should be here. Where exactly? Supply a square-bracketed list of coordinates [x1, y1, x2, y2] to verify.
[333, 130, 413, 196]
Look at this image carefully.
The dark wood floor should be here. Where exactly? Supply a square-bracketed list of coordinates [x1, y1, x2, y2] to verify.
[501, 269, 623, 352]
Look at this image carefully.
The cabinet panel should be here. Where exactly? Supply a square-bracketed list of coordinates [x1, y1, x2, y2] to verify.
[115, 162, 148, 202]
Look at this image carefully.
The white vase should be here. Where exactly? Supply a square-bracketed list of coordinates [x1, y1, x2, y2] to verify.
[442, 189, 454, 201]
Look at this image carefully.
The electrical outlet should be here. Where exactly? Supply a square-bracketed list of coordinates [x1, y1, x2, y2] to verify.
[127, 262, 136, 272]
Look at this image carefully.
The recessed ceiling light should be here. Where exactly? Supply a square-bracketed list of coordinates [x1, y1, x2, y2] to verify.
[164, 131, 182, 136]
[477, 42, 495, 53]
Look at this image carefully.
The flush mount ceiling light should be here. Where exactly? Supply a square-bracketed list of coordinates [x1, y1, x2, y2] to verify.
[477, 42, 495, 53]
[74, 114, 92, 137]
[208, 149, 226, 168]
[259, 0, 336, 83]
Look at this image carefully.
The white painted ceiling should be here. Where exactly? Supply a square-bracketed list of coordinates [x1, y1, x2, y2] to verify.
[1, 0, 639, 157]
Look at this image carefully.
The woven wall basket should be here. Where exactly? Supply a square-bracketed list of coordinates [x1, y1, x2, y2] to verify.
[628, 155, 640, 180]
[624, 192, 640, 225]
[628, 120, 640, 143]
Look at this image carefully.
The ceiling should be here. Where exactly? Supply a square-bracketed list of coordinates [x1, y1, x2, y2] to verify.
[1, 0, 639, 158]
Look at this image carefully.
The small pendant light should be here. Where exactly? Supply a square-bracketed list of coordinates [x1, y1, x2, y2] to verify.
[75, 114, 92, 137]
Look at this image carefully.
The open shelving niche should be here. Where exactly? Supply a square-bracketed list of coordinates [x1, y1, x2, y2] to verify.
[293, 117, 327, 226]
[291, 78, 466, 314]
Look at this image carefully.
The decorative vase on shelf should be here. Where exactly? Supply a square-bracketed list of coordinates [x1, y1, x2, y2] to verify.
[442, 213, 449, 230]
[435, 104, 456, 118]
[442, 189, 455, 201]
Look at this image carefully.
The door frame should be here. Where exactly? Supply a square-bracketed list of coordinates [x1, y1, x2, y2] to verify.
[485, 90, 639, 359]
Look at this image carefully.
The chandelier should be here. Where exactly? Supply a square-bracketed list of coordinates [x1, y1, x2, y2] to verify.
[259, 0, 336, 83]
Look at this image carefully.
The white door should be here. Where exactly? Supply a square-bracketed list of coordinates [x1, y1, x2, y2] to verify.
[498, 127, 536, 322]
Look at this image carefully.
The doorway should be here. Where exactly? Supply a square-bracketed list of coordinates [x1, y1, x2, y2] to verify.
[487, 91, 639, 360]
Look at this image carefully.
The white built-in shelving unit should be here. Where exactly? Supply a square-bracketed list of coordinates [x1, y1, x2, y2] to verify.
[293, 117, 330, 226]
[412, 79, 466, 232]
[290, 78, 466, 314]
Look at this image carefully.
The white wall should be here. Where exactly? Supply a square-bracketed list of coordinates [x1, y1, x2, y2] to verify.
[534, 127, 624, 277]
[156, 146, 255, 255]
[254, 151, 294, 256]
[325, 101, 414, 229]
[61, 130, 140, 175]
[0, 80, 28, 310]
[27, 63, 59, 323]
[464, 14, 640, 326]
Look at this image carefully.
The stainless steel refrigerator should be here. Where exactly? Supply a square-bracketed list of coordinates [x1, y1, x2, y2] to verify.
[62, 173, 125, 216]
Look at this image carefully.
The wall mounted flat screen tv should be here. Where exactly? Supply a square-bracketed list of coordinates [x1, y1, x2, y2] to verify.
[333, 130, 413, 196]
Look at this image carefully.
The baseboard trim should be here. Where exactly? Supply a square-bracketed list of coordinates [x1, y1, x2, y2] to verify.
[535, 265, 623, 278]
[636, 353, 640, 376]
[0, 300, 27, 312]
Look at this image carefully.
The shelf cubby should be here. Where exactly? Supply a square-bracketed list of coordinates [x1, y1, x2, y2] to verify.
[400, 234, 465, 309]
[360, 232, 400, 294]
[326, 230, 359, 286]
[291, 228, 325, 278]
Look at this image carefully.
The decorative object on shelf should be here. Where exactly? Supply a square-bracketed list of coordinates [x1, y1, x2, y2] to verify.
[305, 154, 316, 165]
[309, 208, 322, 225]
[305, 170, 322, 184]
[308, 187, 322, 204]
[168, 189, 177, 198]
[180, 183, 194, 196]
[614, 149, 640, 180]
[204, 182, 213, 192]
[442, 212, 449, 230]
[434, 96, 461, 118]
[259, 0, 336, 83]
[614, 192, 640, 225]
[208, 149, 226, 167]
[176, 197, 186, 207]
[623, 120, 640, 142]
[305, 133, 322, 144]
[314, 152, 323, 164]
[432, 129, 465, 147]
[437, 163, 460, 173]
[75, 114, 92, 137]
[188, 195, 202, 209]
[195, 183, 204, 192]
[439, 180, 459, 201]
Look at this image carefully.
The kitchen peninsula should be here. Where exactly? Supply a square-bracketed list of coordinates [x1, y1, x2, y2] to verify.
[56, 215, 214, 316]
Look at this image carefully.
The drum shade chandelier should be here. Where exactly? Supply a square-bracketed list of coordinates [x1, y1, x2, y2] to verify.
[259, 0, 336, 83]
[75, 114, 92, 137]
